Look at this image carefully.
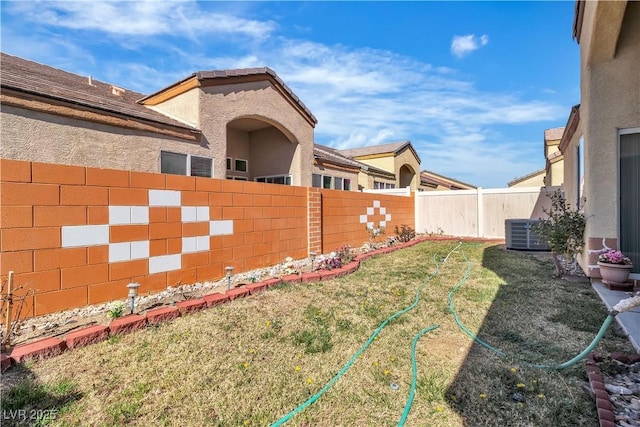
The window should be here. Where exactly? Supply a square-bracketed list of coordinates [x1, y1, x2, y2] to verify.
[322, 175, 332, 189]
[386, 183, 396, 189]
[255, 175, 292, 185]
[161, 151, 212, 177]
[344, 179, 351, 191]
[312, 174, 322, 188]
[334, 177, 343, 190]
[227, 176, 248, 181]
[226, 158, 232, 171]
[312, 174, 351, 191]
[235, 159, 248, 173]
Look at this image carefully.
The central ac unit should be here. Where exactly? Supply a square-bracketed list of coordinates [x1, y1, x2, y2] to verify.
[505, 219, 550, 251]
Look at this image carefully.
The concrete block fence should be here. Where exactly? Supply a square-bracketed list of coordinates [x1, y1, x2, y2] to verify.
[1, 236, 429, 372]
[0, 159, 415, 320]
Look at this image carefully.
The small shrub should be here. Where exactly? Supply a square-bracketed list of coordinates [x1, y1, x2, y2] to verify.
[532, 190, 585, 275]
[394, 224, 416, 242]
[316, 245, 354, 270]
[106, 301, 126, 320]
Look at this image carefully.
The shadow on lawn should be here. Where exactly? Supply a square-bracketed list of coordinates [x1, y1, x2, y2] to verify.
[441, 243, 626, 427]
[0, 363, 82, 427]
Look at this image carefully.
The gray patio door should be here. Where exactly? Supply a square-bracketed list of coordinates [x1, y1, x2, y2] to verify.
[620, 132, 640, 273]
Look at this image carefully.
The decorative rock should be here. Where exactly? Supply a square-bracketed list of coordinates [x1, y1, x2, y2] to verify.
[605, 384, 633, 395]
[66, 325, 109, 349]
[146, 306, 180, 325]
[10, 337, 67, 363]
[109, 314, 146, 336]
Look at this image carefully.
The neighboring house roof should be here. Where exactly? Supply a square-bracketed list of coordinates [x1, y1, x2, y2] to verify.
[139, 67, 317, 127]
[314, 144, 362, 170]
[313, 144, 395, 178]
[338, 140, 421, 164]
[508, 169, 545, 187]
[559, 104, 581, 154]
[544, 127, 565, 142]
[420, 170, 476, 190]
[0, 52, 198, 133]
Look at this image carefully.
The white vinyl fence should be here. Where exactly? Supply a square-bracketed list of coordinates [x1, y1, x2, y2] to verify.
[415, 186, 558, 239]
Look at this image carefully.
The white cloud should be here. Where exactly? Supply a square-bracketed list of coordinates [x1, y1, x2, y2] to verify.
[5, 1, 276, 39]
[1, 5, 563, 187]
[450, 34, 489, 58]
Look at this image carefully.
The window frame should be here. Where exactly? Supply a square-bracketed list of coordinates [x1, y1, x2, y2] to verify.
[161, 150, 213, 178]
[255, 174, 292, 185]
[234, 158, 248, 173]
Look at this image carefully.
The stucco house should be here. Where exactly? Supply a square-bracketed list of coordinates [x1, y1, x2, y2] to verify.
[542, 127, 565, 187]
[508, 169, 546, 188]
[1, 53, 317, 187]
[420, 170, 476, 191]
[338, 141, 422, 191]
[561, 0, 639, 278]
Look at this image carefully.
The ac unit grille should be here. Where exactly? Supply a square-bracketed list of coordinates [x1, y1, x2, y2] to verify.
[505, 219, 550, 251]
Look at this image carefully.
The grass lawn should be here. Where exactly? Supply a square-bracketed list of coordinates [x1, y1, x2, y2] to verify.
[1, 240, 635, 426]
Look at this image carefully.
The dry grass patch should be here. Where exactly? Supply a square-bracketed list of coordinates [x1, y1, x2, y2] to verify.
[1, 241, 634, 426]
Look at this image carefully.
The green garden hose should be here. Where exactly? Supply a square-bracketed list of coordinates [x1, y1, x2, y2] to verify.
[271, 243, 461, 426]
[447, 248, 619, 370]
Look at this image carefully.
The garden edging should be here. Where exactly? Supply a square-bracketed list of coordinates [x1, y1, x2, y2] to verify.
[1, 236, 433, 373]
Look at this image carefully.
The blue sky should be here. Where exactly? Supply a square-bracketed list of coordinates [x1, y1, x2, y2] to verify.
[1, 1, 579, 188]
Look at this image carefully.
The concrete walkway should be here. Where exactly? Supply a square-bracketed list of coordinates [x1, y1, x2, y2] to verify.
[592, 280, 640, 353]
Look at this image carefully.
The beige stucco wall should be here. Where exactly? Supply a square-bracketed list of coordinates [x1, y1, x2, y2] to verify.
[0, 105, 209, 172]
[148, 87, 200, 128]
[580, 0, 640, 242]
[394, 147, 420, 190]
[226, 127, 251, 179]
[197, 81, 315, 187]
[249, 127, 299, 180]
[357, 155, 394, 174]
[511, 172, 545, 188]
[357, 171, 396, 191]
[571, 1, 640, 277]
[548, 159, 564, 187]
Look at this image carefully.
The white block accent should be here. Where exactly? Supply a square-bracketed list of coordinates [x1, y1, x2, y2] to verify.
[109, 206, 131, 225]
[197, 236, 210, 251]
[196, 206, 209, 221]
[373, 200, 380, 208]
[149, 254, 181, 274]
[380, 221, 387, 228]
[62, 225, 109, 247]
[149, 190, 181, 206]
[367, 207, 374, 215]
[380, 207, 386, 215]
[182, 237, 198, 253]
[130, 207, 149, 224]
[359, 214, 368, 224]
[385, 214, 392, 221]
[210, 220, 233, 236]
[109, 242, 131, 262]
[131, 241, 150, 259]
[367, 222, 374, 229]
[181, 206, 198, 222]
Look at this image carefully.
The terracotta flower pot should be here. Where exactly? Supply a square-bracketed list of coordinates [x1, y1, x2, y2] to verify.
[597, 261, 633, 290]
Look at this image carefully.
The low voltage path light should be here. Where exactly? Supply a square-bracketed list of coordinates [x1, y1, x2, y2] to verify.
[310, 252, 317, 271]
[225, 266, 234, 290]
[127, 282, 140, 315]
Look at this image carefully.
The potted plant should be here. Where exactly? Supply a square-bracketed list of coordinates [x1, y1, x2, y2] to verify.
[597, 249, 634, 290]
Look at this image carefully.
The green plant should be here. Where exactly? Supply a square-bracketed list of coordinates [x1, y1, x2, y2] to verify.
[106, 301, 126, 320]
[394, 224, 416, 242]
[532, 190, 585, 275]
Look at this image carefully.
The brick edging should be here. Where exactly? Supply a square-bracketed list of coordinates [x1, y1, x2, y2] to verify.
[1, 236, 436, 371]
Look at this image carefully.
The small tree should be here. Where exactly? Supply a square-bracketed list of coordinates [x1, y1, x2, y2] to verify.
[533, 190, 586, 276]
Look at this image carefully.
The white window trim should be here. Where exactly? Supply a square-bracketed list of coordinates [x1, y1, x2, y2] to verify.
[160, 150, 214, 178]
[234, 158, 249, 173]
[226, 157, 232, 171]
